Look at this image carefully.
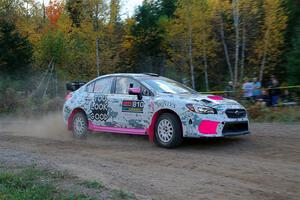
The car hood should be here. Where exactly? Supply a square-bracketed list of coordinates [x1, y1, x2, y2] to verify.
[158, 93, 244, 110]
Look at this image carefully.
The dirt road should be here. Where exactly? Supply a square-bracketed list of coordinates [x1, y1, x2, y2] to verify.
[0, 114, 299, 200]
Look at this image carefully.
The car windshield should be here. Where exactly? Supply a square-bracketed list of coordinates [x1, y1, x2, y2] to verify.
[141, 78, 197, 94]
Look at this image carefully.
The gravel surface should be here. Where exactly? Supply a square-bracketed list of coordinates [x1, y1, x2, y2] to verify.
[0, 114, 299, 200]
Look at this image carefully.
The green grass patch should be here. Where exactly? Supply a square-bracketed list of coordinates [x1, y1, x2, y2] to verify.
[80, 180, 104, 189]
[247, 105, 300, 122]
[0, 167, 93, 200]
[112, 189, 135, 200]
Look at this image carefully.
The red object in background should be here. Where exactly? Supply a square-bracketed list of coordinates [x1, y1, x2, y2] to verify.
[46, 0, 63, 25]
[198, 120, 219, 134]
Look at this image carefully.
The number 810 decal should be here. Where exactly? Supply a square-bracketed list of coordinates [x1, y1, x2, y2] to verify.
[122, 100, 144, 113]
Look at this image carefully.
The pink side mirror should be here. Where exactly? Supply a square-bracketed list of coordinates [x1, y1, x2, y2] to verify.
[128, 87, 141, 95]
[128, 87, 142, 100]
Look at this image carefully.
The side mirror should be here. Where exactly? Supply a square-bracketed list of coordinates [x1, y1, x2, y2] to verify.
[128, 87, 143, 100]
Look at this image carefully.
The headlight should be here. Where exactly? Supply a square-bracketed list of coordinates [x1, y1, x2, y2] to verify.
[186, 104, 217, 114]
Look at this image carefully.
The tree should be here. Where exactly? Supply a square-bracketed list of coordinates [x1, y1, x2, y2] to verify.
[0, 19, 33, 85]
[255, 0, 287, 82]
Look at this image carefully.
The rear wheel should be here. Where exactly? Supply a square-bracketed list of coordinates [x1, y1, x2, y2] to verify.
[72, 112, 88, 139]
[155, 113, 183, 148]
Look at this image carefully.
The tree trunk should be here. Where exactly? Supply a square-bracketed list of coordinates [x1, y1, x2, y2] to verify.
[202, 37, 209, 91]
[240, 24, 246, 82]
[96, 37, 100, 76]
[259, 49, 267, 82]
[232, 0, 240, 88]
[259, 28, 270, 82]
[187, 4, 195, 89]
[94, 3, 100, 76]
[220, 16, 233, 82]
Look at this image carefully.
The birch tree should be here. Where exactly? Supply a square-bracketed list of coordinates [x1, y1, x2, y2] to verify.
[255, 0, 287, 82]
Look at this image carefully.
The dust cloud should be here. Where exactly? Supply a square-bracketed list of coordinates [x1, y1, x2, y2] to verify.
[0, 112, 72, 140]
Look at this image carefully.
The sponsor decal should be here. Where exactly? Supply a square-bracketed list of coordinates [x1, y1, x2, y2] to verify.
[122, 100, 144, 113]
[90, 95, 109, 121]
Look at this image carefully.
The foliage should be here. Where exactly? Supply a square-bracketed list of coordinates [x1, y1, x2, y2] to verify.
[0, 18, 33, 90]
[286, 0, 300, 85]
[0, 0, 297, 94]
[248, 105, 300, 122]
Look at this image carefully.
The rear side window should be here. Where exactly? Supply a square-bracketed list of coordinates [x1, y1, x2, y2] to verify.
[86, 82, 95, 93]
[93, 78, 113, 94]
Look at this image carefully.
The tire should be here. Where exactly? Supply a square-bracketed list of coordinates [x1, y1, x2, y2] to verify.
[72, 112, 88, 139]
[155, 113, 183, 148]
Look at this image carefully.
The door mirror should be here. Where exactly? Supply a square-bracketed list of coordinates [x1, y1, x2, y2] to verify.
[128, 87, 142, 100]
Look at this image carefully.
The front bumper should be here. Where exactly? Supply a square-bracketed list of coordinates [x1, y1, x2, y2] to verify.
[181, 111, 250, 138]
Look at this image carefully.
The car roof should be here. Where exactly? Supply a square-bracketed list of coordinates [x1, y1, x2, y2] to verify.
[99, 73, 160, 79]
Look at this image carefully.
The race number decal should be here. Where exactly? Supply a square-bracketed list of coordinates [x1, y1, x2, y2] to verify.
[122, 100, 144, 113]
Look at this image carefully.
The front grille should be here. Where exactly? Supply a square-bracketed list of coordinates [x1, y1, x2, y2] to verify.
[225, 109, 246, 118]
[222, 122, 248, 134]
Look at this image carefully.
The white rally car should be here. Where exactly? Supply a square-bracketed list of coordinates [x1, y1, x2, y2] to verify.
[63, 73, 250, 148]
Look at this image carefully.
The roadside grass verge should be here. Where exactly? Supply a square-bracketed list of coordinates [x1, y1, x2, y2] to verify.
[112, 189, 135, 200]
[0, 165, 136, 200]
[80, 180, 104, 189]
[0, 167, 92, 200]
[247, 105, 300, 122]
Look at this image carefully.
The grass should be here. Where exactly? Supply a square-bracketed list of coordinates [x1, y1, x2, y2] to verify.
[112, 189, 135, 200]
[0, 167, 93, 200]
[247, 105, 300, 122]
[80, 180, 104, 189]
[0, 165, 136, 200]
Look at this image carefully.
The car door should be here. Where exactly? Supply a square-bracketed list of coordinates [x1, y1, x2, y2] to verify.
[87, 77, 114, 127]
[110, 77, 153, 129]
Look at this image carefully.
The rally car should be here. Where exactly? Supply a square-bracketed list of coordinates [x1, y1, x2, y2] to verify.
[63, 73, 250, 148]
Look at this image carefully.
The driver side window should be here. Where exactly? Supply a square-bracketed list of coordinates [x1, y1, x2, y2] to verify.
[115, 77, 140, 94]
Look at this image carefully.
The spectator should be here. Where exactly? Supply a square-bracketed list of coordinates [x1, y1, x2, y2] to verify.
[281, 89, 292, 103]
[257, 89, 271, 106]
[268, 75, 281, 106]
[242, 78, 254, 101]
[252, 77, 262, 100]
[224, 81, 234, 98]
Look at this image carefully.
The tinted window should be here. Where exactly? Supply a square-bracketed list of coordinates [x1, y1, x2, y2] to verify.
[115, 77, 140, 94]
[93, 78, 113, 94]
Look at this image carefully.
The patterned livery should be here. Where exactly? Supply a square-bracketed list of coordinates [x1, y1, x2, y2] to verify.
[63, 73, 250, 148]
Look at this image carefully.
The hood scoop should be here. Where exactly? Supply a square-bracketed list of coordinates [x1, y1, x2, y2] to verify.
[201, 99, 212, 104]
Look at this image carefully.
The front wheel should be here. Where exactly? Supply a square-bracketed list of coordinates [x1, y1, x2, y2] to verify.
[72, 112, 88, 139]
[155, 113, 183, 148]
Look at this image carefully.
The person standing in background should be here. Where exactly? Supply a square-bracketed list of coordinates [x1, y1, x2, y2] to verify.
[268, 75, 281, 106]
[224, 81, 234, 98]
[252, 77, 262, 100]
[242, 78, 254, 101]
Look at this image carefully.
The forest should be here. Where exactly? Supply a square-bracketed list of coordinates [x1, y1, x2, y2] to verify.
[0, 0, 299, 95]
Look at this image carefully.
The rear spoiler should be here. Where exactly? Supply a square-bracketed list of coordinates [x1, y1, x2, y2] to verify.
[66, 81, 86, 92]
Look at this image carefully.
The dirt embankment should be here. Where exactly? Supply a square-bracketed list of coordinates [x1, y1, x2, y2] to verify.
[0, 113, 299, 200]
